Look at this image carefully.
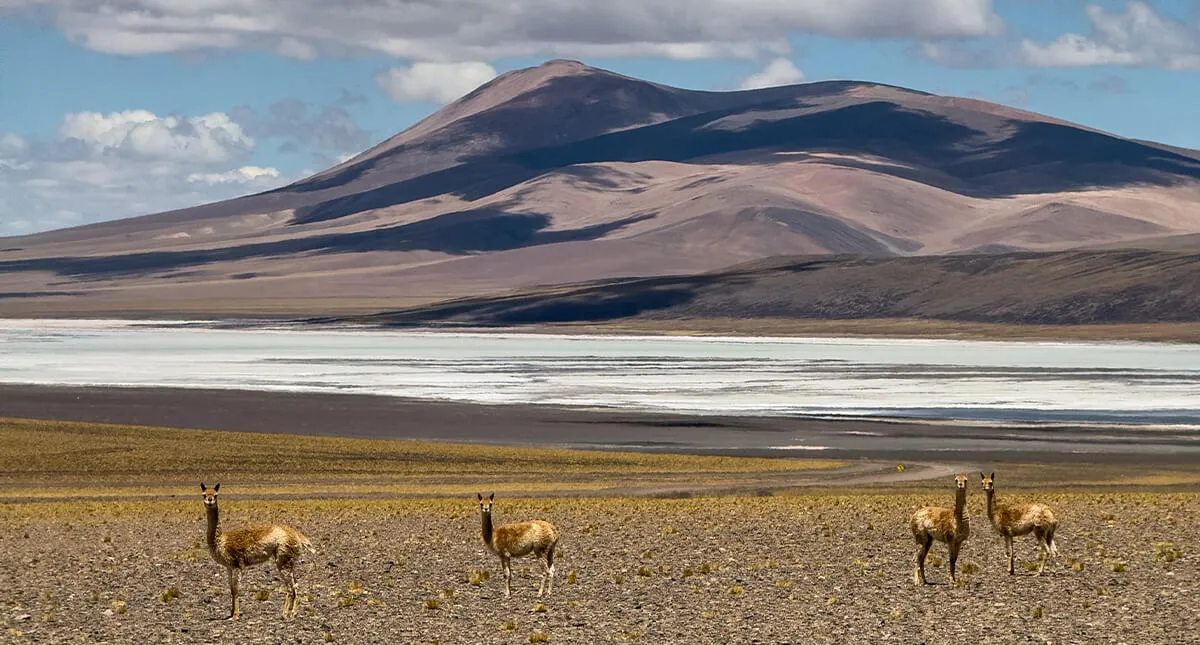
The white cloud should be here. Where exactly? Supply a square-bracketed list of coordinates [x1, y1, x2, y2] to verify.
[57, 110, 255, 163]
[2, 1, 1002, 61]
[187, 165, 281, 185]
[0, 110, 291, 237]
[1021, 2, 1200, 69]
[276, 37, 318, 60]
[375, 61, 498, 104]
[738, 58, 805, 90]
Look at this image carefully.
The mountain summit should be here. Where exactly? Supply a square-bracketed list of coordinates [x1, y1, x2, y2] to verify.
[4, 60, 1200, 317]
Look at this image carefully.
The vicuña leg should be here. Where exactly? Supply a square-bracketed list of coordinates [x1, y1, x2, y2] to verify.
[280, 567, 297, 617]
[913, 535, 932, 585]
[1034, 527, 1050, 575]
[948, 542, 961, 584]
[1005, 535, 1015, 575]
[227, 567, 242, 620]
[545, 544, 556, 596]
[501, 555, 512, 598]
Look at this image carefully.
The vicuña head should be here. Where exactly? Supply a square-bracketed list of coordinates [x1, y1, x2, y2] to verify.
[979, 471, 1059, 575]
[201, 482, 315, 620]
[477, 492, 560, 598]
[909, 473, 971, 586]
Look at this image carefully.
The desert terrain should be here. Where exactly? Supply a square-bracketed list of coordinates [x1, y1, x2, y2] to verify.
[2, 412, 1197, 644]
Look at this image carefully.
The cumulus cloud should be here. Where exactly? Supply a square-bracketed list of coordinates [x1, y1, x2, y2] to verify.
[738, 58, 805, 90]
[57, 110, 255, 163]
[375, 61, 498, 103]
[2, 0, 1003, 61]
[187, 165, 281, 185]
[0, 109, 288, 237]
[1021, 2, 1200, 69]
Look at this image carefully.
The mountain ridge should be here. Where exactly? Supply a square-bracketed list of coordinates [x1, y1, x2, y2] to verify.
[3, 59, 1200, 318]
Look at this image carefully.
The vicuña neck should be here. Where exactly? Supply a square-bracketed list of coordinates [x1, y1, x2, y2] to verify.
[985, 489, 996, 520]
[206, 505, 221, 549]
[954, 487, 967, 520]
[481, 510, 494, 549]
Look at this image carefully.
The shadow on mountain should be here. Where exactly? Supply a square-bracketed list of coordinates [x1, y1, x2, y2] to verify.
[0, 210, 655, 280]
[348, 250, 1200, 327]
[362, 270, 796, 326]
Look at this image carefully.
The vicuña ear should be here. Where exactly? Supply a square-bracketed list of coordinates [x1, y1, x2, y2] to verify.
[476, 493, 483, 502]
[989, 472, 995, 480]
[200, 482, 206, 491]
[488, 493, 495, 501]
[213, 483, 220, 492]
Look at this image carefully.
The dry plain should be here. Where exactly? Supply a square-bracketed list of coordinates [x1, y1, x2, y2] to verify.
[1, 417, 1198, 645]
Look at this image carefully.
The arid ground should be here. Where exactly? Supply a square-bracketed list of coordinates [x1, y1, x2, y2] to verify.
[1, 415, 1198, 644]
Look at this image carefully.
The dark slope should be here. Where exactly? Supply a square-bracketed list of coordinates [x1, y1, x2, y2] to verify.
[352, 249, 1200, 327]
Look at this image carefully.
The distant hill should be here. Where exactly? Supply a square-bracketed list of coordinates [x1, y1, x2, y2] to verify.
[3, 59, 1200, 318]
[348, 249, 1200, 327]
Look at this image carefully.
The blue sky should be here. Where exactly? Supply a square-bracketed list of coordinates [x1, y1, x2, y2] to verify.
[2, 1, 1199, 235]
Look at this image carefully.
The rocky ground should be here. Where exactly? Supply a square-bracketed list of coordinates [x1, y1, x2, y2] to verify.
[2, 491, 1196, 645]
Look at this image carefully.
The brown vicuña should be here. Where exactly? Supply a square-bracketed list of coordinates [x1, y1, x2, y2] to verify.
[981, 472, 1059, 575]
[201, 483, 315, 620]
[910, 474, 971, 585]
[477, 493, 560, 598]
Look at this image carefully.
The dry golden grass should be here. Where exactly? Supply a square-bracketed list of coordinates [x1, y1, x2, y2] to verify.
[0, 417, 841, 500]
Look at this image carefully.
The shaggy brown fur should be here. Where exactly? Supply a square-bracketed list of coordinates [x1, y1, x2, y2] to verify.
[910, 474, 971, 585]
[202, 483, 314, 619]
[981, 472, 1059, 575]
[477, 493, 560, 598]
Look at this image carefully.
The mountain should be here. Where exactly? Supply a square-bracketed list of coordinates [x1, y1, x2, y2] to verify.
[3, 59, 1200, 318]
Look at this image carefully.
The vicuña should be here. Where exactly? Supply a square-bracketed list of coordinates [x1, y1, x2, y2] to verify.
[910, 474, 971, 585]
[477, 493, 560, 598]
[201, 483, 315, 619]
[981, 472, 1059, 575]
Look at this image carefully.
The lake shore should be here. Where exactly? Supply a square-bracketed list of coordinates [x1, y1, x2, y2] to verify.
[2, 384, 1198, 464]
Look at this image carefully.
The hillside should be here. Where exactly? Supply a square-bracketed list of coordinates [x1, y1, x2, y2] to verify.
[2, 59, 1200, 317]
[346, 249, 1200, 329]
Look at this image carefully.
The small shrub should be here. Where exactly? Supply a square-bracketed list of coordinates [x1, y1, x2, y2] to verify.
[424, 599, 440, 610]
[1154, 542, 1181, 563]
[612, 574, 624, 585]
[727, 586, 745, 595]
[254, 589, 270, 602]
[159, 587, 179, 603]
[500, 619, 518, 632]
[637, 567, 652, 577]
[466, 569, 491, 586]
[529, 632, 549, 643]
[531, 602, 548, 613]
[1110, 560, 1128, 573]
[323, 631, 334, 643]
[565, 571, 577, 585]
[1031, 606, 1044, 619]
[111, 600, 126, 615]
[960, 563, 979, 575]
[440, 589, 455, 600]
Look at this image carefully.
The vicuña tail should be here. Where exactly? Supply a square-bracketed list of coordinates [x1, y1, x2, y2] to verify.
[300, 535, 317, 555]
[1046, 524, 1059, 556]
